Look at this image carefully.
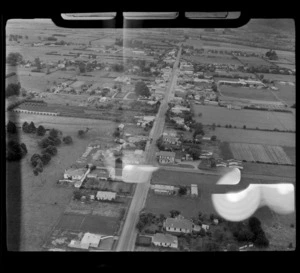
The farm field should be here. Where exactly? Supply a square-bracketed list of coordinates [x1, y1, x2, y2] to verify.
[237, 56, 272, 67]
[182, 55, 241, 65]
[260, 73, 295, 83]
[192, 104, 295, 131]
[220, 86, 278, 101]
[242, 163, 295, 178]
[229, 143, 292, 165]
[282, 147, 296, 165]
[274, 84, 295, 106]
[214, 128, 295, 147]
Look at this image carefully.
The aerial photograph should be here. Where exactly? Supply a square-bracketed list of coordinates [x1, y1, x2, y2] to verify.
[5, 16, 295, 252]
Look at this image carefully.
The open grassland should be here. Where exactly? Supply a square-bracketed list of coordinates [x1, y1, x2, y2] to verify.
[215, 128, 295, 147]
[193, 104, 295, 131]
[229, 143, 292, 165]
[220, 86, 278, 101]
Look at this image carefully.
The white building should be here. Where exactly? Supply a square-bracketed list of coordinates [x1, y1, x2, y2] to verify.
[164, 217, 193, 234]
[64, 168, 86, 180]
[96, 191, 116, 201]
[152, 233, 178, 249]
[191, 184, 198, 197]
[152, 184, 175, 195]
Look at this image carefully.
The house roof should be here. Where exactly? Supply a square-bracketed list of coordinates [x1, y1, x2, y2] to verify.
[165, 217, 193, 230]
[152, 233, 178, 245]
[65, 168, 86, 177]
[96, 191, 116, 199]
[81, 232, 101, 248]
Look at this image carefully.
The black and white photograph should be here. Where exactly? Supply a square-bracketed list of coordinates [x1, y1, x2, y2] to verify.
[4, 12, 296, 253]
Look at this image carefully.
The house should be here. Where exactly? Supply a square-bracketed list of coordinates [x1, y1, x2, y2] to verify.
[80, 232, 101, 248]
[162, 135, 180, 145]
[156, 151, 176, 164]
[118, 123, 125, 130]
[202, 136, 211, 141]
[64, 168, 86, 180]
[152, 184, 175, 195]
[164, 217, 194, 234]
[152, 233, 178, 249]
[96, 191, 116, 201]
[201, 224, 209, 231]
[191, 184, 198, 197]
[213, 219, 219, 225]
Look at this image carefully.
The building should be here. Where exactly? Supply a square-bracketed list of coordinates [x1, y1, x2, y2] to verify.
[152, 184, 175, 195]
[162, 135, 180, 145]
[201, 224, 209, 231]
[81, 233, 102, 248]
[156, 151, 176, 164]
[152, 233, 178, 249]
[118, 123, 125, 130]
[64, 168, 86, 180]
[96, 191, 116, 201]
[164, 217, 193, 234]
[191, 184, 198, 197]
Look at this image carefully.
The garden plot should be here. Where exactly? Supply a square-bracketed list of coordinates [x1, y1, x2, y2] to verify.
[229, 143, 292, 164]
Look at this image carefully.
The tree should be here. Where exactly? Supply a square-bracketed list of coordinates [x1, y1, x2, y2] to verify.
[236, 230, 255, 242]
[243, 125, 246, 129]
[6, 83, 21, 97]
[43, 145, 57, 156]
[214, 228, 225, 243]
[248, 217, 261, 234]
[254, 231, 269, 248]
[36, 125, 46, 136]
[204, 242, 220, 251]
[49, 128, 59, 138]
[193, 122, 204, 138]
[31, 154, 42, 167]
[178, 186, 187, 196]
[7, 140, 27, 161]
[211, 135, 217, 141]
[41, 153, 51, 165]
[6, 52, 23, 66]
[188, 148, 201, 160]
[113, 129, 121, 138]
[199, 228, 206, 237]
[34, 57, 42, 70]
[170, 210, 180, 218]
[79, 62, 86, 73]
[28, 121, 36, 133]
[22, 121, 29, 133]
[6, 121, 17, 134]
[134, 81, 151, 97]
[78, 130, 85, 138]
[63, 136, 73, 144]
[210, 158, 216, 168]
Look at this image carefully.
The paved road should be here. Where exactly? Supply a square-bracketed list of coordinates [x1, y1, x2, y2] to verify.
[116, 45, 182, 251]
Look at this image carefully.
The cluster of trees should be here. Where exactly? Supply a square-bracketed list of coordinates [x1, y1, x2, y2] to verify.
[6, 83, 21, 97]
[136, 212, 157, 232]
[8, 34, 25, 42]
[178, 186, 187, 196]
[22, 121, 46, 136]
[134, 81, 151, 98]
[192, 122, 204, 139]
[6, 52, 23, 66]
[265, 49, 278, 60]
[7, 140, 28, 161]
[230, 217, 269, 248]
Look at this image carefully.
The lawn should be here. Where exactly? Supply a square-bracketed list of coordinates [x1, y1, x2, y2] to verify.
[214, 128, 295, 147]
[237, 56, 272, 67]
[220, 86, 278, 101]
[192, 104, 295, 131]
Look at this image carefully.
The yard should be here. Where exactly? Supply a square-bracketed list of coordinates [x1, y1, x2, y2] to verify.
[242, 163, 295, 178]
[192, 104, 295, 131]
[219, 86, 278, 101]
[274, 84, 296, 107]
